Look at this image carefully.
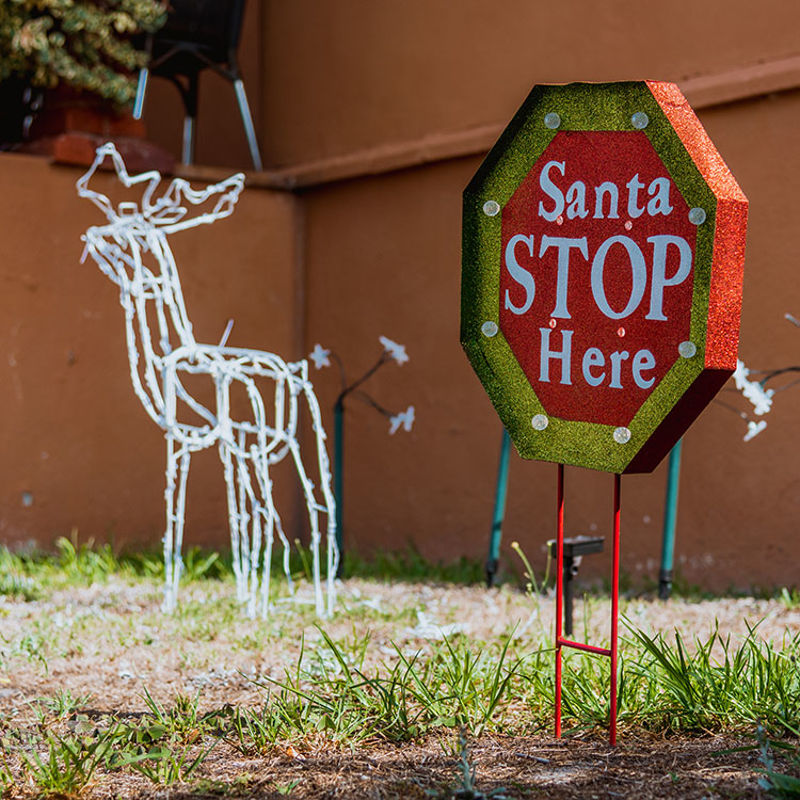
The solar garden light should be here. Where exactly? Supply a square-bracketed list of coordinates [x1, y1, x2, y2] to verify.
[310, 338, 414, 575]
[547, 535, 605, 636]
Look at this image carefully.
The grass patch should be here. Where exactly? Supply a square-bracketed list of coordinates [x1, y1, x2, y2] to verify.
[343, 545, 485, 584]
[0, 541, 798, 796]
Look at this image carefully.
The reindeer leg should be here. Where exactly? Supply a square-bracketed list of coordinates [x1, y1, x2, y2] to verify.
[163, 434, 190, 613]
[163, 434, 178, 613]
[301, 379, 339, 617]
[284, 391, 326, 618]
[172, 448, 191, 605]
[220, 441, 246, 601]
[235, 446, 263, 618]
[250, 445, 283, 618]
[244, 375, 294, 600]
[234, 430, 253, 606]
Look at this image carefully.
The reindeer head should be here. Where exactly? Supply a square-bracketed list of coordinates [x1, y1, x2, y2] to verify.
[76, 142, 245, 234]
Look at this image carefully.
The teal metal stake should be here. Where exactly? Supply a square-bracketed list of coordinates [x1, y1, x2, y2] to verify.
[486, 428, 512, 586]
[329, 347, 400, 578]
[659, 438, 682, 599]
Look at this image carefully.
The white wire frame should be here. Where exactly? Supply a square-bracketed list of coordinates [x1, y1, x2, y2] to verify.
[76, 143, 338, 617]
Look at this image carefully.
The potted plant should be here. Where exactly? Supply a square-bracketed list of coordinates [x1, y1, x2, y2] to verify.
[0, 0, 167, 147]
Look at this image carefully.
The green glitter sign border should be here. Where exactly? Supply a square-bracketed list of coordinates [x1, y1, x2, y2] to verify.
[461, 81, 742, 474]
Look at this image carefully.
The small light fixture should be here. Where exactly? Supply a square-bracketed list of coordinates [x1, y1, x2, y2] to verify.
[544, 112, 561, 129]
[532, 414, 549, 431]
[613, 427, 631, 444]
[688, 207, 707, 225]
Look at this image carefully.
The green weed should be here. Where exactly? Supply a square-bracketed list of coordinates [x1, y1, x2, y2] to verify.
[56, 534, 119, 585]
[16, 633, 48, 673]
[0, 572, 40, 601]
[779, 587, 800, 611]
[120, 741, 215, 785]
[343, 546, 484, 585]
[34, 688, 94, 720]
[246, 627, 531, 745]
[756, 723, 800, 798]
[446, 728, 507, 800]
[511, 540, 551, 597]
[17, 728, 116, 797]
[623, 621, 800, 734]
[140, 688, 212, 744]
[274, 778, 301, 795]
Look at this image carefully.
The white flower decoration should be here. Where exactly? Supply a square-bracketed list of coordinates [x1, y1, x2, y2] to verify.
[389, 405, 415, 434]
[733, 360, 773, 416]
[379, 335, 409, 365]
[743, 419, 767, 442]
[309, 343, 331, 370]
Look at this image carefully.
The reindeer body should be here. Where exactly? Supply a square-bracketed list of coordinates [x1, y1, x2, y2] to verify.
[78, 144, 337, 617]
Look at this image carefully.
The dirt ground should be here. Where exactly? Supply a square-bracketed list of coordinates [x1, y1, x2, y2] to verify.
[1, 577, 798, 798]
[76, 733, 770, 799]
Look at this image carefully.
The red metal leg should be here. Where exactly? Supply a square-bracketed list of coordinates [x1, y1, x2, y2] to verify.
[555, 463, 564, 738]
[610, 473, 621, 746]
[553, 467, 622, 745]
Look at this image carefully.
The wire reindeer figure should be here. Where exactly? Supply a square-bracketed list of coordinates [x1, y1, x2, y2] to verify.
[77, 143, 338, 618]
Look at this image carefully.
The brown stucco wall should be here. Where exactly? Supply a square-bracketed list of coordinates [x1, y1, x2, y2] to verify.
[138, 1, 800, 175]
[0, 153, 302, 551]
[256, 0, 800, 170]
[301, 88, 800, 592]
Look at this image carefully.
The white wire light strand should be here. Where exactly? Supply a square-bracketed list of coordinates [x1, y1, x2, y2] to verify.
[77, 143, 338, 617]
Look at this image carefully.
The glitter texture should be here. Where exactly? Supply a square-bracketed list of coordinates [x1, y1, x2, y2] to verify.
[462, 81, 748, 474]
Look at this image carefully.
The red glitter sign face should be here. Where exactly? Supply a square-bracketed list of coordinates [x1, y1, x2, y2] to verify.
[500, 131, 696, 426]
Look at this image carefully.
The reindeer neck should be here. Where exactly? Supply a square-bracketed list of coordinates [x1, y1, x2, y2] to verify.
[127, 227, 196, 360]
[105, 226, 196, 428]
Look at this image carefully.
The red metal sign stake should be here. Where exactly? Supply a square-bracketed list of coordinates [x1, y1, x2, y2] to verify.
[554, 463, 564, 738]
[611, 472, 621, 745]
[554, 466, 622, 745]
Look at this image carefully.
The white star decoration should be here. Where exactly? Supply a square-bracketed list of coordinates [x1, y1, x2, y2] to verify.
[732, 359, 773, 442]
[379, 336, 409, 365]
[309, 343, 331, 370]
[743, 420, 767, 442]
[733, 360, 773, 416]
[389, 405, 415, 434]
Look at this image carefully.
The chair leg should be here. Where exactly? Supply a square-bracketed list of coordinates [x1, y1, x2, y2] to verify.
[181, 115, 195, 165]
[133, 68, 149, 120]
[180, 71, 199, 166]
[233, 79, 263, 171]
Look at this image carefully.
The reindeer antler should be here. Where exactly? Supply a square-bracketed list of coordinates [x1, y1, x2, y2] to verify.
[154, 173, 245, 234]
[77, 142, 245, 232]
[76, 143, 162, 222]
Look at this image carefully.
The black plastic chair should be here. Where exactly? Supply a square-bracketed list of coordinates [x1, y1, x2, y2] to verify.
[133, 0, 262, 169]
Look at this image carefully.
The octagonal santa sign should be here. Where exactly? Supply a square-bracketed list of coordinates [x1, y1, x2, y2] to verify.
[462, 81, 747, 474]
[462, 81, 747, 745]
